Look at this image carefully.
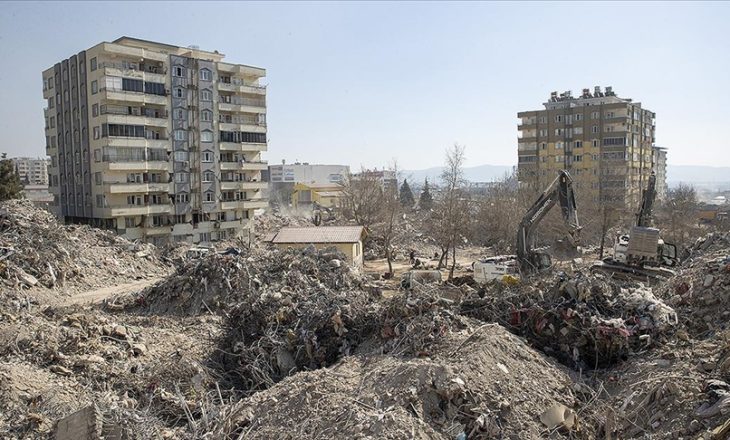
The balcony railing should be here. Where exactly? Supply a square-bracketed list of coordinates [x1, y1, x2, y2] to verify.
[99, 61, 166, 74]
[219, 79, 266, 90]
[218, 97, 266, 107]
[218, 116, 266, 126]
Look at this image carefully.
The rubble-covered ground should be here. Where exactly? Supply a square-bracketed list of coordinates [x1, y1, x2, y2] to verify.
[2, 201, 730, 439]
[0, 200, 170, 306]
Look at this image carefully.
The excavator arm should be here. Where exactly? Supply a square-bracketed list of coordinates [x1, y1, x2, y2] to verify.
[636, 172, 656, 228]
[516, 170, 581, 272]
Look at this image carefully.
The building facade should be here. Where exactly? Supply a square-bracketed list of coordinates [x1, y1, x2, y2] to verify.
[268, 162, 349, 186]
[652, 146, 668, 202]
[42, 37, 267, 246]
[12, 157, 49, 185]
[517, 86, 665, 211]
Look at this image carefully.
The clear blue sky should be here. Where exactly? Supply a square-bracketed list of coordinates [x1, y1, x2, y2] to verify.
[1, 1, 728, 170]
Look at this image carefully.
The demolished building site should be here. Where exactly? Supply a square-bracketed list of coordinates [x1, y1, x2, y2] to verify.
[1, 199, 730, 439]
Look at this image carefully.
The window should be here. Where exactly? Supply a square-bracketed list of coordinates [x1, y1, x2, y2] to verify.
[555, 155, 564, 163]
[174, 130, 186, 141]
[203, 171, 214, 182]
[605, 111, 614, 119]
[49, 116, 55, 128]
[152, 215, 164, 227]
[538, 116, 546, 124]
[174, 173, 189, 183]
[125, 217, 136, 228]
[204, 192, 215, 202]
[93, 127, 100, 139]
[555, 128, 563, 136]
[554, 115, 562, 122]
[48, 97, 54, 109]
[201, 131, 213, 142]
[592, 126, 598, 133]
[199, 232, 211, 243]
[201, 89, 212, 101]
[92, 104, 98, 117]
[591, 111, 599, 119]
[175, 109, 185, 120]
[605, 126, 613, 132]
[174, 66, 184, 77]
[592, 154, 599, 161]
[144, 82, 166, 96]
[573, 155, 583, 162]
[573, 127, 583, 135]
[538, 129, 547, 137]
[565, 115, 572, 124]
[541, 142, 546, 150]
[556, 141, 563, 149]
[201, 110, 212, 122]
[175, 88, 184, 98]
[592, 139, 598, 148]
[91, 81, 98, 94]
[173, 151, 189, 162]
[175, 194, 190, 203]
[200, 69, 211, 81]
[202, 151, 214, 162]
[90, 57, 97, 71]
[574, 141, 583, 148]
[575, 114, 582, 121]
[96, 195, 104, 208]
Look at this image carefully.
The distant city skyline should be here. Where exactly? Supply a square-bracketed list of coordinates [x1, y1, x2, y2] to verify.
[1, 1, 729, 170]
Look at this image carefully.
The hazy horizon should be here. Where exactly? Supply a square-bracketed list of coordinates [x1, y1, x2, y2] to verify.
[2, 1, 729, 170]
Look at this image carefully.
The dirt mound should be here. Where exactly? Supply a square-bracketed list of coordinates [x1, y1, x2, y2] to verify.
[461, 271, 677, 369]
[0, 200, 168, 295]
[211, 323, 582, 439]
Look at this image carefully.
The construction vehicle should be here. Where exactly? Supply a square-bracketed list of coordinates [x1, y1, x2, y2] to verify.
[591, 172, 678, 281]
[473, 170, 581, 282]
[312, 202, 336, 226]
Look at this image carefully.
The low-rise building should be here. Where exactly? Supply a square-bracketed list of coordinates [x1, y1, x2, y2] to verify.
[267, 162, 349, 207]
[270, 226, 366, 266]
[291, 183, 346, 210]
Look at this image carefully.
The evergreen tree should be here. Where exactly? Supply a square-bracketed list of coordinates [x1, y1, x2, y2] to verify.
[399, 178, 415, 208]
[0, 153, 22, 201]
[419, 178, 434, 210]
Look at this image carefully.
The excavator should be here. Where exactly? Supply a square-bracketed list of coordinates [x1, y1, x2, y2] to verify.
[473, 170, 581, 282]
[591, 172, 678, 281]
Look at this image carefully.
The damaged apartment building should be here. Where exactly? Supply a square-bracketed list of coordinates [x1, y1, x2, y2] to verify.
[517, 86, 667, 212]
[42, 37, 268, 246]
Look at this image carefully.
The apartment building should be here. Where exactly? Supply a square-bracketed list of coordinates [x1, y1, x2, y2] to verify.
[42, 37, 268, 246]
[12, 157, 49, 185]
[268, 162, 350, 186]
[517, 86, 665, 211]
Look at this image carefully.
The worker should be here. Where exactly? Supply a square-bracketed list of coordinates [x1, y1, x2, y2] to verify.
[409, 250, 416, 265]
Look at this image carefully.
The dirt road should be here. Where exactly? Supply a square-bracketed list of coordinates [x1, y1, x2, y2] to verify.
[62, 277, 162, 306]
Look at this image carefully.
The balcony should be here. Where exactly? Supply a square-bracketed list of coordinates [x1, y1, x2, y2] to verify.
[219, 181, 267, 191]
[104, 182, 171, 194]
[219, 121, 266, 133]
[219, 160, 268, 171]
[243, 199, 268, 210]
[104, 137, 170, 150]
[100, 113, 169, 128]
[101, 161, 170, 172]
[220, 142, 267, 152]
[216, 62, 266, 78]
[102, 88, 167, 106]
[100, 62, 167, 84]
[100, 43, 168, 63]
[143, 225, 172, 236]
[218, 80, 266, 95]
[106, 204, 171, 217]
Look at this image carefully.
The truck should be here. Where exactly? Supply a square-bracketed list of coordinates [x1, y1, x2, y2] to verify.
[473, 170, 581, 283]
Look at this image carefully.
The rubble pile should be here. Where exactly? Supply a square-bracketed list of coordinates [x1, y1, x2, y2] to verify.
[209, 323, 587, 439]
[0, 200, 168, 294]
[254, 211, 313, 239]
[461, 272, 677, 369]
[0, 302, 225, 438]
[660, 235, 730, 336]
[139, 245, 367, 316]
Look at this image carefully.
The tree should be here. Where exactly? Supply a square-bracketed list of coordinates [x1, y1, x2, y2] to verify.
[418, 178, 434, 210]
[0, 153, 22, 201]
[341, 168, 384, 231]
[470, 170, 520, 254]
[382, 162, 401, 276]
[659, 183, 700, 250]
[429, 144, 469, 280]
[399, 179, 415, 209]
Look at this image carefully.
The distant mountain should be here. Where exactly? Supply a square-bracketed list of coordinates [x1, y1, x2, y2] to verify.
[667, 165, 730, 185]
[403, 164, 514, 185]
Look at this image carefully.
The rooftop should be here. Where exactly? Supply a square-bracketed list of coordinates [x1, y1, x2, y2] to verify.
[271, 226, 365, 244]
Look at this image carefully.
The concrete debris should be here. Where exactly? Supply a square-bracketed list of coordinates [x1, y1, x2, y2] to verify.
[0, 200, 169, 298]
[1, 208, 729, 440]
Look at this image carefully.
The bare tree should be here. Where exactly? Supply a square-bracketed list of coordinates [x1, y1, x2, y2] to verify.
[659, 183, 700, 250]
[429, 144, 469, 280]
[340, 168, 384, 232]
[381, 162, 400, 277]
[471, 170, 520, 254]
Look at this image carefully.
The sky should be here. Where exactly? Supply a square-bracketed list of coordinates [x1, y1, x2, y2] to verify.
[1, 1, 729, 170]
